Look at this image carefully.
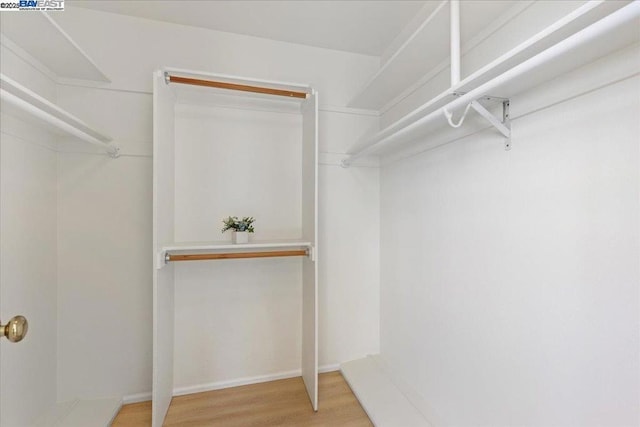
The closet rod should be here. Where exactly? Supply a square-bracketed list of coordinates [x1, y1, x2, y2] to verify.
[166, 74, 308, 99]
[166, 250, 308, 262]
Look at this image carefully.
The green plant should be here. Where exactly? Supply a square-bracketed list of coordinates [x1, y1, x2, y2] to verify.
[221, 216, 255, 233]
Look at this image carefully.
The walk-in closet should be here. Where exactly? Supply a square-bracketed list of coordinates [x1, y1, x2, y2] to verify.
[1, 1, 638, 426]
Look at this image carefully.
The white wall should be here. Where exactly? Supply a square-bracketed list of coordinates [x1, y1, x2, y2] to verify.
[0, 68, 58, 427]
[56, 153, 152, 401]
[379, 59, 639, 427]
[172, 97, 303, 389]
[51, 6, 380, 400]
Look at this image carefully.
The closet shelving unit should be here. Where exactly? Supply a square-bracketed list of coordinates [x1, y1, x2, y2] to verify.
[152, 68, 318, 427]
[342, 0, 640, 167]
[0, 73, 118, 157]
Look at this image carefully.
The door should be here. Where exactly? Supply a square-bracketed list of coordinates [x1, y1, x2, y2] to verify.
[1, 120, 57, 426]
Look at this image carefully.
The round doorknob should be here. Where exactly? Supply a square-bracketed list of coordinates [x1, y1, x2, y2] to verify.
[1, 315, 28, 343]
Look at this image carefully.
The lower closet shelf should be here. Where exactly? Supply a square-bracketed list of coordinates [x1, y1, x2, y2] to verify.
[33, 398, 121, 427]
[341, 356, 432, 427]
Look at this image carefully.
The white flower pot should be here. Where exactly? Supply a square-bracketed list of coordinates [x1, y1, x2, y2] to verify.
[232, 231, 249, 244]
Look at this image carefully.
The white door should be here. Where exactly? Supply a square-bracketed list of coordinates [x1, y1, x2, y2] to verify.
[1, 127, 58, 426]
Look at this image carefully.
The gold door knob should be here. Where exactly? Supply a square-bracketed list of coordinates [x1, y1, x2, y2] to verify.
[1, 315, 28, 343]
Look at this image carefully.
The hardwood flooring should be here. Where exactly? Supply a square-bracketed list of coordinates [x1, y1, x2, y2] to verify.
[112, 371, 372, 426]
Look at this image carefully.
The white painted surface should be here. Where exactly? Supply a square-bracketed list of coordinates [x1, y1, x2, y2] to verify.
[34, 398, 121, 427]
[348, 2, 640, 163]
[173, 101, 302, 242]
[341, 356, 431, 427]
[379, 72, 640, 425]
[0, 46, 58, 426]
[151, 70, 176, 427]
[301, 91, 318, 409]
[163, 240, 311, 253]
[0, 12, 109, 82]
[318, 165, 380, 366]
[33, 4, 377, 403]
[69, 1, 424, 56]
[51, 7, 379, 105]
[52, 398, 120, 427]
[0, 43, 56, 102]
[348, 1, 521, 109]
[168, 77, 316, 414]
[56, 152, 152, 402]
[0, 73, 112, 147]
[381, 0, 616, 126]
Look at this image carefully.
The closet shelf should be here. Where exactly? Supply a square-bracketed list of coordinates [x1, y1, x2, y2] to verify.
[348, 1, 628, 111]
[342, 2, 640, 166]
[162, 240, 312, 252]
[1, 12, 110, 82]
[0, 73, 119, 157]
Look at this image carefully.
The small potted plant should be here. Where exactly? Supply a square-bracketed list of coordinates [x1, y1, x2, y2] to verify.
[222, 216, 255, 244]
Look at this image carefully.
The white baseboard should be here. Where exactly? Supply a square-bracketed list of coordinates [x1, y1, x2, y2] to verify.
[319, 363, 340, 373]
[122, 391, 152, 404]
[123, 363, 341, 403]
[172, 369, 302, 396]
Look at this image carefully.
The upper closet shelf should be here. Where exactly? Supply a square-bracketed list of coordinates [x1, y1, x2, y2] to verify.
[342, 1, 640, 166]
[0, 73, 118, 157]
[1, 12, 110, 82]
[348, 0, 630, 111]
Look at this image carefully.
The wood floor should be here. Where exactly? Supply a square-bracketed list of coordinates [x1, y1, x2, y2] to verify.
[112, 371, 372, 426]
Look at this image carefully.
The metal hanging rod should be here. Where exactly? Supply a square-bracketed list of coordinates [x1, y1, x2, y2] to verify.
[165, 249, 308, 263]
[164, 73, 308, 99]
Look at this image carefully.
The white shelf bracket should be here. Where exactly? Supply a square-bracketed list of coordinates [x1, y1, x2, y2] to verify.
[307, 245, 315, 262]
[470, 99, 511, 150]
[156, 251, 167, 270]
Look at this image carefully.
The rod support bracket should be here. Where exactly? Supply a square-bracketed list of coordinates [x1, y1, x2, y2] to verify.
[468, 97, 511, 148]
[307, 246, 315, 261]
[163, 71, 170, 85]
[108, 146, 120, 158]
[503, 100, 511, 151]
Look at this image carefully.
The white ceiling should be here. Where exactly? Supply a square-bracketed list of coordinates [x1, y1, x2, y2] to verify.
[69, 0, 428, 57]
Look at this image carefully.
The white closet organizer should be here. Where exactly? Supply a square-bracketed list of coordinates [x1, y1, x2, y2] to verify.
[342, 1, 640, 166]
[152, 68, 318, 427]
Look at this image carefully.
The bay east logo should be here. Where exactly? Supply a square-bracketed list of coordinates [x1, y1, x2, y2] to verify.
[20, 0, 63, 8]
[0, 0, 64, 11]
